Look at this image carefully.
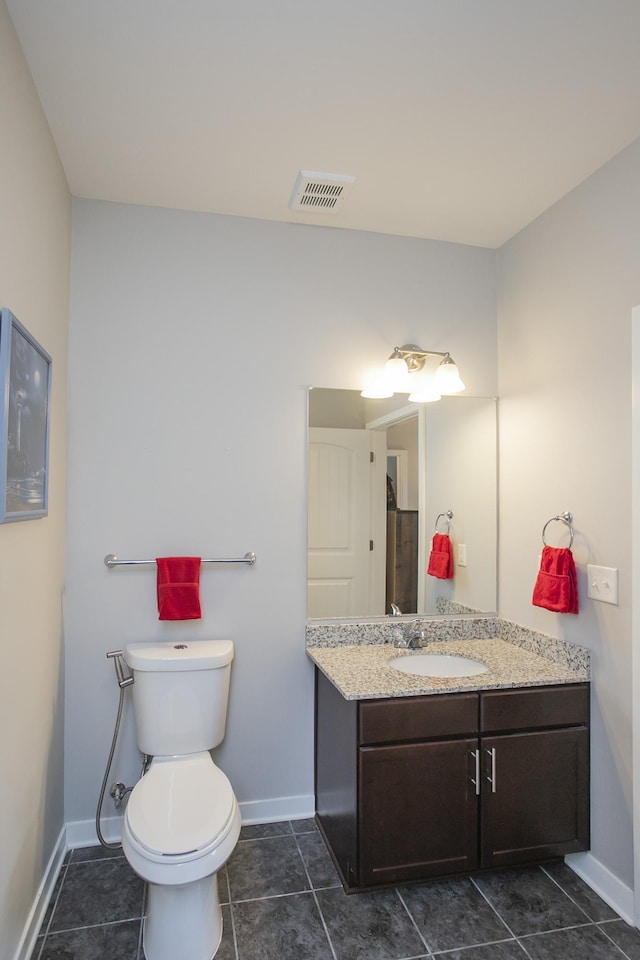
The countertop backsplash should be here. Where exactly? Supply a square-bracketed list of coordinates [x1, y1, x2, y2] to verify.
[306, 616, 500, 648]
[306, 616, 591, 696]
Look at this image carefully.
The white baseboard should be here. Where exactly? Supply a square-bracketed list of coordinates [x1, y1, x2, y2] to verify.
[238, 794, 315, 825]
[65, 794, 316, 849]
[565, 851, 635, 925]
[66, 814, 124, 848]
[13, 826, 67, 960]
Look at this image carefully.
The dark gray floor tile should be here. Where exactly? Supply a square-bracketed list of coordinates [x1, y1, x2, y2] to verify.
[239, 821, 293, 840]
[233, 892, 333, 960]
[44, 837, 624, 960]
[39, 866, 68, 933]
[38, 919, 141, 959]
[217, 864, 230, 905]
[215, 904, 237, 960]
[29, 937, 44, 960]
[68, 844, 125, 864]
[400, 877, 512, 952]
[473, 867, 588, 936]
[519, 923, 627, 959]
[227, 835, 310, 900]
[541, 861, 618, 922]
[599, 918, 640, 959]
[433, 941, 527, 959]
[49, 859, 144, 932]
[315, 886, 428, 960]
[291, 818, 318, 834]
[297, 832, 341, 889]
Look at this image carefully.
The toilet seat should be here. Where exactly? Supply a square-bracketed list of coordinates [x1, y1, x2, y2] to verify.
[126, 753, 236, 862]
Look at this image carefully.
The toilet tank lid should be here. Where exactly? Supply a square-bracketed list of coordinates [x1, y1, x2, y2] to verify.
[124, 640, 234, 671]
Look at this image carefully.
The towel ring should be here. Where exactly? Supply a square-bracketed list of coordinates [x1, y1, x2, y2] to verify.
[541, 511, 574, 549]
[435, 510, 453, 533]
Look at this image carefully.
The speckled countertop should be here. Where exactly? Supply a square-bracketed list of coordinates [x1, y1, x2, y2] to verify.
[307, 635, 589, 701]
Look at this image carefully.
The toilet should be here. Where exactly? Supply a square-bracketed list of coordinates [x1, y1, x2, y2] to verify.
[121, 640, 241, 960]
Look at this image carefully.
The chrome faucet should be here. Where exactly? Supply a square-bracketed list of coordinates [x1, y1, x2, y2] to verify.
[393, 618, 426, 649]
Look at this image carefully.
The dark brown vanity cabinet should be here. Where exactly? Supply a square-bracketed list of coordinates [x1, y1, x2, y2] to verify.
[315, 671, 589, 892]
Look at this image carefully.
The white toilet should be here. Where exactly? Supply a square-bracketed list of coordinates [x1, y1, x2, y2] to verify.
[121, 640, 241, 960]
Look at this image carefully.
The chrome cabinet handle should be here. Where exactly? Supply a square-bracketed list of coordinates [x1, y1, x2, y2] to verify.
[470, 748, 480, 795]
[486, 747, 497, 793]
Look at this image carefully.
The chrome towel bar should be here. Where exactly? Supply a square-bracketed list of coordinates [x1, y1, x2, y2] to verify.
[104, 552, 256, 568]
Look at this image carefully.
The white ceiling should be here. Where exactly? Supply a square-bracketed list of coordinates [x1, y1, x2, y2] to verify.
[7, 0, 640, 248]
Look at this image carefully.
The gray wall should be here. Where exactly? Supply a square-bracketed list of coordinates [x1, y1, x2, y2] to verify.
[65, 199, 497, 825]
[0, 2, 70, 954]
[498, 137, 640, 889]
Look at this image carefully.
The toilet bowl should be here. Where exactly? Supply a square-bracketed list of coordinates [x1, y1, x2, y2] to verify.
[120, 640, 240, 960]
[122, 753, 241, 960]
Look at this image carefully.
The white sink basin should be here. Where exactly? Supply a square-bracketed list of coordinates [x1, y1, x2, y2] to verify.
[389, 653, 489, 678]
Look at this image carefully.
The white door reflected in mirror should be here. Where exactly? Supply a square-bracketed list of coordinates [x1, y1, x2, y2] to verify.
[307, 389, 497, 620]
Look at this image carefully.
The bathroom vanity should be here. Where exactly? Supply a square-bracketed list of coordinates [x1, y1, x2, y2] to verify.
[308, 627, 590, 893]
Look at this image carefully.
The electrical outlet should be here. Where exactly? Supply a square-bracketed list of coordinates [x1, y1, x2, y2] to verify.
[458, 544, 467, 567]
[586, 565, 619, 605]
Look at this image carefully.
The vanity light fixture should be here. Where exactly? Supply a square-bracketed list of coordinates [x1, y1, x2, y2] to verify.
[361, 344, 465, 402]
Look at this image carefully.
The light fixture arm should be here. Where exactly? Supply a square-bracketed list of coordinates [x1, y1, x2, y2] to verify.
[390, 344, 451, 373]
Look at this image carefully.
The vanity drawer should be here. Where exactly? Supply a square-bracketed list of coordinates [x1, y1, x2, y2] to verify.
[359, 693, 478, 745]
[480, 683, 589, 733]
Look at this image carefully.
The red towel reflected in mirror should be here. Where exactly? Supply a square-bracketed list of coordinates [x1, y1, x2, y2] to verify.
[427, 533, 454, 580]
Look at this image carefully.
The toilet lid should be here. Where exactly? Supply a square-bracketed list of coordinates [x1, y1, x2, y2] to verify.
[126, 754, 235, 856]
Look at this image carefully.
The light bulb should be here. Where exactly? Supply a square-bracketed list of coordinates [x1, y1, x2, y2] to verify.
[408, 370, 441, 403]
[383, 355, 411, 393]
[435, 357, 465, 394]
[361, 370, 394, 399]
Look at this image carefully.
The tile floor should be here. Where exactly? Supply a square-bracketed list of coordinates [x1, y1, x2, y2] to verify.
[31, 818, 640, 960]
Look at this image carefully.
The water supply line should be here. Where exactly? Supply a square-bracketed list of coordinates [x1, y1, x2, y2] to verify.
[95, 650, 134, 850]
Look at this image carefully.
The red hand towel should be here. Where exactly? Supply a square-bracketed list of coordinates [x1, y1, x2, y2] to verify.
[532, 546, 578, 614]
[427, 533, 454, 580]
[156, 557, 202, 620]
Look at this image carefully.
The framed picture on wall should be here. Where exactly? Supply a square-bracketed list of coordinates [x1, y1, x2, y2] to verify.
[0, 308, 52, 522]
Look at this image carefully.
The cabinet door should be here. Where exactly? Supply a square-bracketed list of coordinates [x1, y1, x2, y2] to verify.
[359, 738, 479, 886]
[480, 727, 589, 869]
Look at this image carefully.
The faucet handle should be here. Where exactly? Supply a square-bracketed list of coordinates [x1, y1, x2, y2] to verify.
[407, 619, 426, 648]
[393, 629, 410, 648]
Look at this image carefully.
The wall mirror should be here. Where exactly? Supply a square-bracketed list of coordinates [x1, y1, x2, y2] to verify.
[307, 388, 497, 620]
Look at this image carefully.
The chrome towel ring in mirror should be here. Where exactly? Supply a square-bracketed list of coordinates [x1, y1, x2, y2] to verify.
[541, 511, 574, 549]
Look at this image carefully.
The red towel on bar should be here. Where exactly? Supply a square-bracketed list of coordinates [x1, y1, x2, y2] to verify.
[427, 533, 454, 580]
[532, 546, 578, 614]
[156, 557, 202, 620]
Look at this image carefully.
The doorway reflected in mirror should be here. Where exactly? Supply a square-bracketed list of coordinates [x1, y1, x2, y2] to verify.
[307, 388, 497, 620]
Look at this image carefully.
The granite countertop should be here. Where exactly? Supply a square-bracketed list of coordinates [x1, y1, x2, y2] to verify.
[307, 637, 589, 701]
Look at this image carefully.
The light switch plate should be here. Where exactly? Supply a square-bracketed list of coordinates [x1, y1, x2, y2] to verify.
[458, 544, 467, 567]
[586, 564, 619, 605]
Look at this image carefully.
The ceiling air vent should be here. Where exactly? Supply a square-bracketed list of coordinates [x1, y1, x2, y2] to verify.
[288, 171, 355, 213]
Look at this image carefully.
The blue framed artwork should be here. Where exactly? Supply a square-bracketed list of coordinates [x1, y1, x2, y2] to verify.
[0, 308, 52, 522]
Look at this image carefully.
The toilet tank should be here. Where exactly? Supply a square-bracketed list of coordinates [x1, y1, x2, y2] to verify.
[124, 640, 234, 757]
